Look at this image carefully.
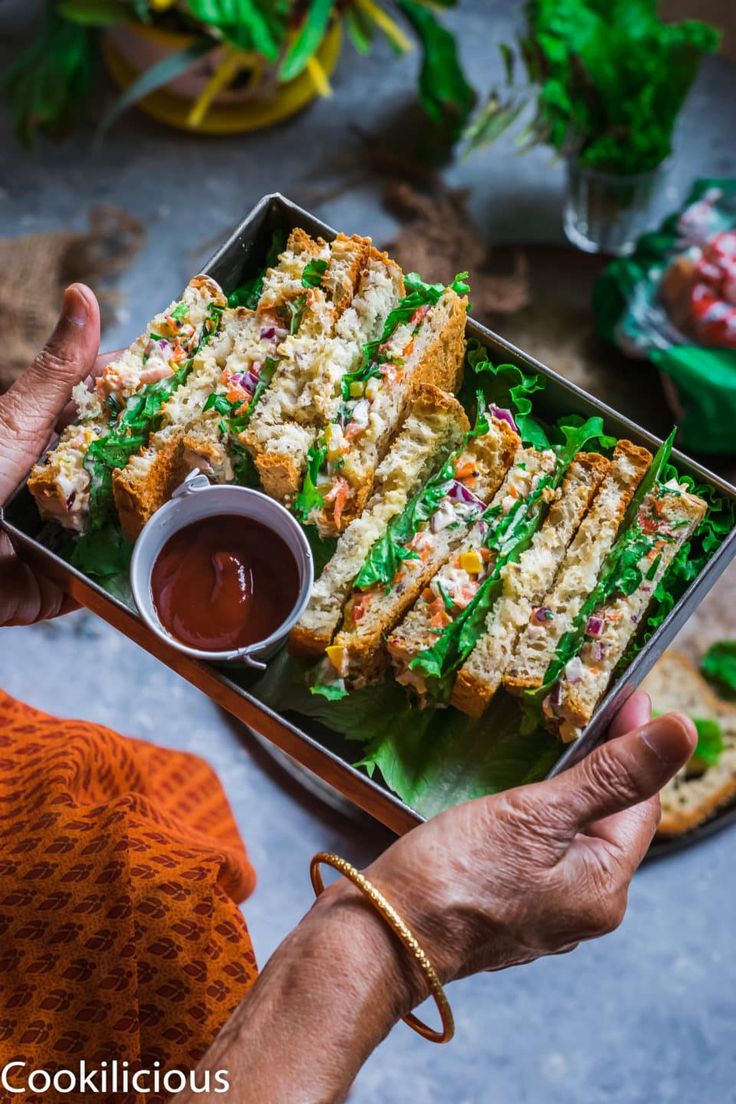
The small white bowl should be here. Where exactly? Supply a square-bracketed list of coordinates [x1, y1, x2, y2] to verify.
[130, 470, 313, 669]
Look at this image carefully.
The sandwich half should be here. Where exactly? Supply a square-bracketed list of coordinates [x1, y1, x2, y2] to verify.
[28, 274, 227, 533]
[242, 237, 404, 503]
[387, 445, 557, 703]
[643, 652, 736, 837]
[450, 451, 610, 718]
[110, 229, 343, 539]
[504, 440, 653, 695]
[545, 477, 707, 742]
[294, 273, 469, 538]
[318, 399, 520, 693]
[289, 384, 479, 660]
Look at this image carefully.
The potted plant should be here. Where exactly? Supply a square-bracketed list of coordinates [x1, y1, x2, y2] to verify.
[4, 0, 474, 141]
[465, 0, 721, 255]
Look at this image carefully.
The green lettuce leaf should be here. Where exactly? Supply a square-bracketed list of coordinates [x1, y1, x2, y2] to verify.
[701, 641, 736, 699]
[461, 342, 549, 448]
[692, 716, 726, 770]
[69, 523, 132, 578]
[293, 442, 328, 522]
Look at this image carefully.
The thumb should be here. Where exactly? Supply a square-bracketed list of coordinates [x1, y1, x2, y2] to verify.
[549, 713, 697, 830]
[0, 284, 100, 503]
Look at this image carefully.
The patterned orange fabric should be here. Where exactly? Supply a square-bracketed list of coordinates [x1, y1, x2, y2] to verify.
[0, 690, 258, 1099]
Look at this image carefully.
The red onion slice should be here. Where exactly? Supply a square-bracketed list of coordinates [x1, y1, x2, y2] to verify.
[585, 616, 604, 637]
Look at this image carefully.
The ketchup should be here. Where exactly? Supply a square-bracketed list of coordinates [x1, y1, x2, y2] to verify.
[151, 514, 299, 652]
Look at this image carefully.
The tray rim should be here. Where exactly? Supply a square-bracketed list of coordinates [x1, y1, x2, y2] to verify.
[3, 189, 736, 837]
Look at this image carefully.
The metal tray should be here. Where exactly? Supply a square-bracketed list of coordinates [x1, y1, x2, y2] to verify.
[3, 192, 736, 836]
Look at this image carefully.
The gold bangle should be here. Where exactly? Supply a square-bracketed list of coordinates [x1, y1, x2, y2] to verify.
[309, 851, 454, 1045]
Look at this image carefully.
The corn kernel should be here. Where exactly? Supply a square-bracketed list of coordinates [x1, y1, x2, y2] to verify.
[460, 550, 483, 574]
[349, 380, 365, 398]
[365, 377, 381, 401]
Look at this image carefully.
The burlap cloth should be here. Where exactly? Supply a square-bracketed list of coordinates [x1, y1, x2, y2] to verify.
[0, 206, 145, 390]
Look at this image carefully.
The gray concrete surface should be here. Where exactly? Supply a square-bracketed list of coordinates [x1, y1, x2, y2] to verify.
[2, 3, 736, 1101]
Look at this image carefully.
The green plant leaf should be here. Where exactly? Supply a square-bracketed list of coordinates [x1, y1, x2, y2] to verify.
[95, 36, 216, 139]
[301, 258, 328, 288]
[395, 0, 475, 132]
[2, 9, 94, 145]
[185, 0, 281, 56]
[345, 5, 374, 54]
[58, 0, 131, 25]
[280, 0, 335, 82]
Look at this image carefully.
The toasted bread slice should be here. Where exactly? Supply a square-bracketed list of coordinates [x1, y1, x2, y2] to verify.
[257, 228, 328, 309]
[504, 440, 652, 695]
[386, 447, 558, 701]
[307, 287, 468, 538]
[548, 484, 707, 743]
[643, 652, 736, 837]
[326, 405, 521, 689]
[243, 241, 404, 503]
[289, 384, 479, 660]
[451, 452, 610, 718]
[28, 274, 226, 534]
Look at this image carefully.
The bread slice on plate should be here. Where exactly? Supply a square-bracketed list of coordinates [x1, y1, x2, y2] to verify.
[643, 651, 736, 837]
[450, 450, 610, 718]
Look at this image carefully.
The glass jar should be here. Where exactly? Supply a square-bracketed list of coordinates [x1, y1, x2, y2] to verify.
[563, 157, 668, 256]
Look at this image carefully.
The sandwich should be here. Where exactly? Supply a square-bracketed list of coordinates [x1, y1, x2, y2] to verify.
[504, 440, 653, 696]
[28, 274, 227, 533]
[242, 237, 405, 504]
[387, 445, 558, 702]
[542, 458, 707, 743]
[316, 396, 520, 693]
[111, 229, 345, 539]
[289, 384, 479, 660]
[292, 273, 470, 539]
[449, 450, 610, 717]
[643, 651, 736, 837]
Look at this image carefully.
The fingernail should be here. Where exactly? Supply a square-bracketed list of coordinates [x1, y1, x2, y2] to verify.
[63, 285, 89, 328]
[639, 714, 697, 765]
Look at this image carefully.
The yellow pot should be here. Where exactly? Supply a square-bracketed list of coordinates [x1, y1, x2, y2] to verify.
[102, 21, 341, 134]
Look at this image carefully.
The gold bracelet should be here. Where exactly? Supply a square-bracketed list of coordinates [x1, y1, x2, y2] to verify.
[309, 851, 454, 1045]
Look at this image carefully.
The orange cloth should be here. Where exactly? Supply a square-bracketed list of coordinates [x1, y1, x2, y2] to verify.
[0, 690, 258, 1099]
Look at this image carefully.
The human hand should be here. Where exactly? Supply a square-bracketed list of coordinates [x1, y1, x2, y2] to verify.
[357, 693, 695, 989]
[0, 284, 104, 625]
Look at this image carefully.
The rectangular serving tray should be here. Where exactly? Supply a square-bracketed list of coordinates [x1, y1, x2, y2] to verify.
[4, 192, 736, 836]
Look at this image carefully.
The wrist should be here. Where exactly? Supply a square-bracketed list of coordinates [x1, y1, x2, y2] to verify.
[311, 876, 432, 1016]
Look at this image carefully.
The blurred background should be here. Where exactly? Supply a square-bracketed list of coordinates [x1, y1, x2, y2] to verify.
[2, 2, 736, 1100]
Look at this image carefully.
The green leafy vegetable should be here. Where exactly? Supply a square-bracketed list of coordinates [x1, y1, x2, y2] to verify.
[2, 9, 94, 145]
[701, 641, 736, 699]
[70, 523, 132, 578]
[293, 442, 328, 522]
[691, 717, 725, 770]
[301, 258, 328, 288]
[461, 343, 549, 448]
[227, 229, 287, 310]
[279, 0, 335, 81]
[396, 0, 476, 134]
[285, 294, 307, 335]
[465, 0, 720, 174]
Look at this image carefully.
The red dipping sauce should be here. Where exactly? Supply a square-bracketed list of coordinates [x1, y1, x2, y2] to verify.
[151, 514, 300, 652]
